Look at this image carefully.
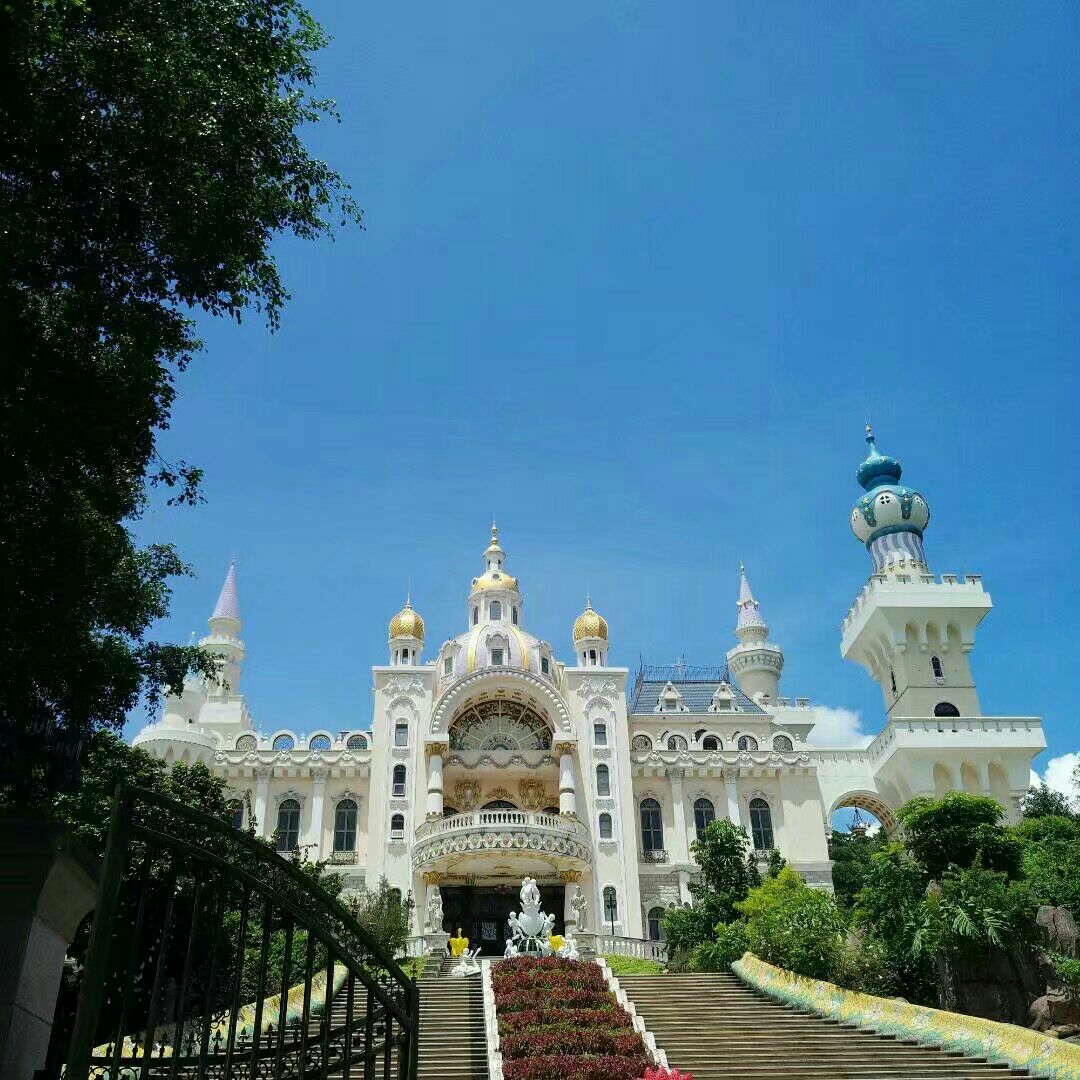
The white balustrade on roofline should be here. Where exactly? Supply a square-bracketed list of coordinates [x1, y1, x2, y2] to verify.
[414, 808, 590, 843]
[867, 715, 1043, 760]
[596, 934, 668, 963]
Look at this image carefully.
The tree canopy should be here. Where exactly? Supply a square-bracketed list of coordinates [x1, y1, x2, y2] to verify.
[0, 0, 359, 801]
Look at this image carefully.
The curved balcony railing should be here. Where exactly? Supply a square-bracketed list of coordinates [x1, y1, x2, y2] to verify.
[412, 809, 592, 869]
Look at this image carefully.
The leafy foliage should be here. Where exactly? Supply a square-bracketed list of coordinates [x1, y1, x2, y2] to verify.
[0, 0, 359, 801]
[342, 877, 413, 961]
[1022, 783, 1078, 821]
[1012, 815, 1080, 912]
[1052, 955, 1080, 1002]
[688, 921, 749, 973]
[828, 828, 888, 909]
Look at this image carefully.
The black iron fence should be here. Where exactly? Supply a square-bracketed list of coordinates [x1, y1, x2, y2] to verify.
[58, 785, 418, 1080]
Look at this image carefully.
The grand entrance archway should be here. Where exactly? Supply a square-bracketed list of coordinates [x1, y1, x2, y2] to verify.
[441, 884, 565, 955]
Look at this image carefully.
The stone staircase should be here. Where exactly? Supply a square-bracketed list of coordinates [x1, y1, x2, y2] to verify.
[414, 959, 488, 1079]
[617, 972, 1031, 1080]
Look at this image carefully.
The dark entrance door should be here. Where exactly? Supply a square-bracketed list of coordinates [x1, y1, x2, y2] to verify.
[441, 884, 565, 954]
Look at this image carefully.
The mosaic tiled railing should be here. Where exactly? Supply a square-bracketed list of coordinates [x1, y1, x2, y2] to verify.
[732, 953, 1080, 1080]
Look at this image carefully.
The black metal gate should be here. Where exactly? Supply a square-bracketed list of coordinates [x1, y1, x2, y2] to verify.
[61, 785, 418, 1079]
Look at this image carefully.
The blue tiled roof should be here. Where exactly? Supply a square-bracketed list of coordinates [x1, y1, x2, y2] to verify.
[628, 663, 764, 715]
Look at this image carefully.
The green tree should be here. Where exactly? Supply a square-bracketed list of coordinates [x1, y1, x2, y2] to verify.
[343, 878, 414, 960]
[1021, 783, 1077, 821]
[0, 0, 359, 803]
[829, 828, 888, 909]
[1012, 815, 1080, 911]
[897, 793, 1021, 879]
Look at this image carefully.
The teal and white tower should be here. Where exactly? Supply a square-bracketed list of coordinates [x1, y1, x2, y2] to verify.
[841, 427, 990, 719]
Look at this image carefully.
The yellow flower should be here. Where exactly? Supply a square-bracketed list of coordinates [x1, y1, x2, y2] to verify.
[549, 934, 565, 952]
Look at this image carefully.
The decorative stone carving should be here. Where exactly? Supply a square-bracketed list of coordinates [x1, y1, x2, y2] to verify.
[504, 877, 556, 956]
[576, 676, 619, 699]
[381, 675, 427, 698]
[518, 779, 546, 810]
[486, 786, 514, 804]
[453, 779, 481, 811]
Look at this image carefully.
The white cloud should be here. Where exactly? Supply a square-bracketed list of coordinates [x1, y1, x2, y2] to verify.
[806, 706, 872, 748]
[1033, 753, 1080, 801]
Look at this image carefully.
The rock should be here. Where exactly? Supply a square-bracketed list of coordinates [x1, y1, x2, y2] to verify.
[1051, 1024, 1080, 1038]
[1037, 906, 1079, 957]
[1045, 1029, 1060, 1038]
[1029, 991, 1080, 1032]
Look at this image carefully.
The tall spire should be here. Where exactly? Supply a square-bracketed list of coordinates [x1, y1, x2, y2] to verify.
[211, 560, 240, 623]
[735, 563, 766, 634]
[727, 563, 783, 702]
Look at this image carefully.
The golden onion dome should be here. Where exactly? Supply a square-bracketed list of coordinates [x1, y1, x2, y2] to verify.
[573, 599, 608, 642]
[470, 570, 519, 593]
[389, 598, 425, 640]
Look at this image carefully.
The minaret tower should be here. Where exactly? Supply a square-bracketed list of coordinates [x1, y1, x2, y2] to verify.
[572, 595, 609, 666]
[841, 426, 991, 718]
[388, 595, 425, 666]
[467, 522, 524, 630]
[202, 560, 245, 698]
[726, 565, 784, 702]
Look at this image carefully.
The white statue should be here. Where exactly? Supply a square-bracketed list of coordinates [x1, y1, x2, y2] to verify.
[450, 946, 481, 977]
[505, 877, 557, 955]
[569, 885, 588, 931]
[426, 888, 444, 934]
[556, 935, 580, 961]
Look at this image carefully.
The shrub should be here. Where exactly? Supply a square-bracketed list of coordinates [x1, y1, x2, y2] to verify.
[832, 934, 905, 998]
[689, 921, 748, 972]
[601, 955, 665, 976]
[496, 989, 613, 1012]
[503, 1055, 649, 1080]
[501, 1030, 646, 1060]
[499, 1008, 632, 1035]
[640, 1069, 694, 1080]
[493, 956, 608, 992]
[1052, 955, 1080, 1002]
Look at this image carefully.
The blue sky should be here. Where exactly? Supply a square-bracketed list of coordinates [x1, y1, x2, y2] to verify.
[127, 2, 1078, 800]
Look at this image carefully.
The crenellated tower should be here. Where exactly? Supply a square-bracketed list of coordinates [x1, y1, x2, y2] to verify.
[726, 565, 784, 702]
[841, 426, 990, 718]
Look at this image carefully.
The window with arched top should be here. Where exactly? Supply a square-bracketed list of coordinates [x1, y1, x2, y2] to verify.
[236, 734, 257, 751]
[490, 600, 502, 620]
[227, 799, 244, 830]
[631, 735, 652, 751]
[749, 797, 774, 850]
[702, 735, 720, 750]
[309, 734, 331, 751]
[772, 735, 793, 752]
[934, 701, 960, 718]
[346, 733, 367, 750]
[693, 797, 715, 836]
[603, 886, 618, 926]
[275, 799, 300, 852]
[444, 656, 453, 676]
[392, 764, 406, 797]
[390, 813, 405, 838]
[930, 655, 944, 680]
[647, 906, 665, 942]
[640, 798, 663, 852]
[472, 606, 479, 625]
[512, 606, 519, 625]
[595, 764, 610, 797]
[667, 735, 688, 751]
[334, 799, 357, 851]
[599, 812, 613, 839]
[737, 735, 759, 752]
[272, 734, 295, 752]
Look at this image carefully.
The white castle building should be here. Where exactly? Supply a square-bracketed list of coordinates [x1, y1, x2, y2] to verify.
[133, 428, 1046, 951]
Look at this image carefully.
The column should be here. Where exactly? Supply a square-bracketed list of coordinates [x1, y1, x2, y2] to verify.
[724, 768, 741, 827]
[666, 767, 689, 864]
[254, 768, 271, 839]
[425, 744, 446, 818]
[779, 778, 796, 859]
[556, 742, 577, 816]
[307, 769, 327, 856]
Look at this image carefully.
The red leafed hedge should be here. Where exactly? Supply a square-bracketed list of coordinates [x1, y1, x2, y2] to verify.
[493, 957, 649, 1080]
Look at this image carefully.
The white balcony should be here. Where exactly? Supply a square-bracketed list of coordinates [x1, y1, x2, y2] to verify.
[411, 809, 592, 875]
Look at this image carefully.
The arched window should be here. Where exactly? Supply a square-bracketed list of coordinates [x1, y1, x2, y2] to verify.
[276, 799, 301, 852]
[603, 886, 618, 927]
[934, 701, 960, 718]
[737, 735, 759, 751]
[512, 606, 519, 625]
[472, 606, 479, 625]
[334, 799, 357, 851]
[693, 797, 715, 836]
[309, 734, 331, 751]
[236, 734, 257, 751]
[702, 735, 720, 750]
[542, 805, 560, 816]
[599, 812, 613, 839]
[640, 798, 664, 852]
[667, 735, 688, 751]
[444, 656, 454, 676]
[593, 722, 608, 746]
[482, 800, 516, 810]
[647, 906, 665, 942]
[596, 764, 610, 797]
[749, 798, 774, 850]
[930, 655, 944, 680]
[631, 735, 652, 751]
[400, 647, 410, 664]
[490, 600, 502, 620]
[346, 733, 367, 750]
[227, 799, 244, 830]
[772, 735, 793, 752]
[272, 734, 295, 752]
[392, 764, 406, 797]
[390, 813, 405, 839]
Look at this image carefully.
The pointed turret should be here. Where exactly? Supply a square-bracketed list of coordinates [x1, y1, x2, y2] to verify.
[201, 560, 245, 697]
[726, 564, 784, 704]
[210, 560, 240, 628]
[468, 520, 522, 629]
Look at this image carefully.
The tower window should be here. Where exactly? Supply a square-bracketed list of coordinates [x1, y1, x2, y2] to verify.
[275, 799, 301, 853]
[596, 764, 610, 797]
[444, 657, 453, 676]
[400, 647, 409, 663]
[640, 798, 664, 852]
[394, 723, 409, 747]
[593, 722, 607, 746]
[392, 764, 407, 797]
[931, 655, 944, 681]
[473, 606, 479, 625]
[541, 656, 550, 675]
[749, 798, 774, 850]
[490, 600, 502, 620]
[589, 649, 598, 664]
[390, 813, 405, 839]
[934, 701, 960, 718]
[334, 799, 357, 852]
[491, 648, 505, 666]
[598, 812, 613, 839]
[512, 606, 519, 625]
